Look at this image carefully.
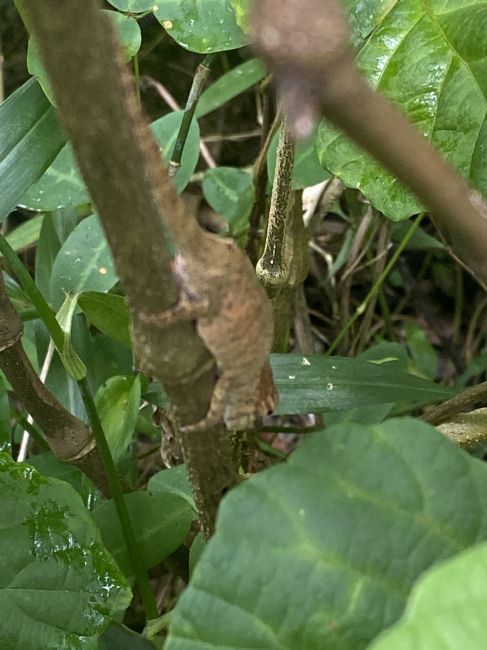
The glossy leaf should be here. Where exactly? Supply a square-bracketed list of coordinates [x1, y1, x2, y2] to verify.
[0, 215, 44, 255]
[148, 465, 195, 510]
[0, 79, 64, 220]
[370, 543, 487, 650]
[95, 375, 141, 464]
[0, 454, 131, 649]
[317, 0, 487, 220]
[49, 215, 118, 309]
[20, 144, 90, 211]
[78, 291, 131, 347]
[154, 0, 246, 53]
[35, 209, 79, 301]
[202, 167, 254, 236]
[196, 58, 266, 118]
[272, 354, 454, 415]
[166, 418, 487, 649]
[93, 491, 193, 577]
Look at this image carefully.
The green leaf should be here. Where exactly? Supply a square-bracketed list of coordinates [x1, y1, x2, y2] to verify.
[0, 454, 131, 649]
[202, 167, 254, 236]
[196, 58, 266, 118]
[20, 144, 90, 211]
[0, 215, 44, 255]
[49, 214, 118, 309]
[56, 293, 88, 380]
[152, 111, 200, 192]
[95, 375, 141, 464]
[103, 10, 142, 60]
[148, 464, 195, 510]
[166, 418, 487, 649]
[268, 127, 330, 190]
[404, 322, 438, 381]
[271, 354, 454, 415]
[99, 622, 157, 649]
[93, 491, 193, 577]
[35, 209, 79, 301]
[78, 291, 131, 347]
[105, 0, 156, 12]
[317, 0, 487, 220]
[154, 0, 246, 53]
[0, 79, 65, 220]
[369, 543, 487, 649]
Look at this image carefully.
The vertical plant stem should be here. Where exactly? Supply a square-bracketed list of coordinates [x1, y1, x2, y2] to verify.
[169, 52, 216, 175]
[79, 378, 159, 621]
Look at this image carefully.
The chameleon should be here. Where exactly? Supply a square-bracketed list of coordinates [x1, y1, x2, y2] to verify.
[111, 27, 278, 433]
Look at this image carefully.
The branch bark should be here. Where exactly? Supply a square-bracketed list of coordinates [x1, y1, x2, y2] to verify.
[0, 272, 109, 491]
[251, 0, 487, 290]
[23, 0, 237, 538]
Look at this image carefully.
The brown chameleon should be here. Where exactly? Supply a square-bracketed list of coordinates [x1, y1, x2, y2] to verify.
[110, 30, 278, 432]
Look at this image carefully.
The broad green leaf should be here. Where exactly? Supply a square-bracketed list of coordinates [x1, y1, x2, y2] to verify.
[369, 543, 487, 650]
[0, 215, 44, 255]
[103, 10, 142, 60]
[78, 291, 131, 347]
[151, 111, 200, 192]
[95, 375, 141, 463]
[49, 214, 118, 309]
[268, 126, 330, 190]
[391, 221, 444, 251]
[272, 354, 453, 415]
[166, 418, 487, 649]
[230, 0, 251, 33]
[88, 334, 134, 392]
[0, 79, 64, 220]
[20, 144, 90, 211]
[154, 0, 246, 53]
[202, 167, 254, 236]
[195, 58, 266, 118]
[148, 464, 195, 510]
[99, 622, 157, 649]
[35, 209, 79, 301]
[93, 491, 193, 577]
[28, 452, 99, 507]
[318, 0, 487, 220]
[0, 454, 131, 650]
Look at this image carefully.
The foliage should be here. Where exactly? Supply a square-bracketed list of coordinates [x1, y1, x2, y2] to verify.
[0, 0, 486, 647]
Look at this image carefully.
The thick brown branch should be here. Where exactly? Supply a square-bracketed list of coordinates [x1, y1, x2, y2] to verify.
[24, 0, 237, 537]
[0, 273, 108, 490]
[252, 0, 487, 290]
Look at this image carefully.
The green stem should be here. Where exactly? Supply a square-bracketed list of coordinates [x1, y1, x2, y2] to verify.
[79, 378, 158, 620]
[169, 53, 216, 175]
[0, 235, 64, 350]
[327, 213, 425, 356]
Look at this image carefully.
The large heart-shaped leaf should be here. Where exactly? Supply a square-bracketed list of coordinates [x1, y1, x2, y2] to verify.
[0, 454, 131, 649]
[154, 0, 246, 53]
[166, 418, 487, 649]
[317, 0, 487, 220]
